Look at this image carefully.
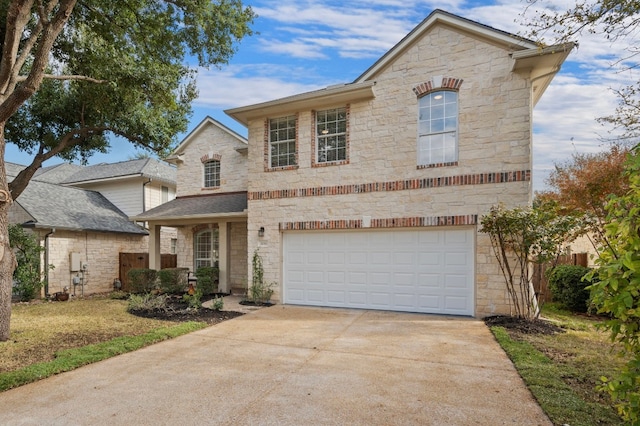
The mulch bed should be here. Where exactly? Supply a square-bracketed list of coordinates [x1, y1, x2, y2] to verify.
[129, 294, 245, 325]
[484, 315, 565, 335]
[131, 307, 244, 325]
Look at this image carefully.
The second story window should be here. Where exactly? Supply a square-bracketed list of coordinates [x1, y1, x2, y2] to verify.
[161, 186, 169, 203]
[418, 90, 458, 166]
[204, 160, 220, 188]
[316, 107, 347, 164]
[269, 115, 297, 168]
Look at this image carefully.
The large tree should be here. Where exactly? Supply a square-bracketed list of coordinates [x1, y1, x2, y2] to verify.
[537, 144, 631, 252]
[0, 1, 254, 341]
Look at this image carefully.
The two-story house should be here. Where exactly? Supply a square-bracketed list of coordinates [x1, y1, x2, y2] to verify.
[137, 10, 573, 317]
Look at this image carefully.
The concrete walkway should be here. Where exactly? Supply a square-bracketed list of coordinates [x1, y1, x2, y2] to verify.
[0, 305, 551, 425]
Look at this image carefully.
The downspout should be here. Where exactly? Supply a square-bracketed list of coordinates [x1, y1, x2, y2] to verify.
[142, 178, 152, 213]
[43, 228, 55, 297]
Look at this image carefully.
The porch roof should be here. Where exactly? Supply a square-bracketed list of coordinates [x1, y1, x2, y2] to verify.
[130, 192, 247, 223]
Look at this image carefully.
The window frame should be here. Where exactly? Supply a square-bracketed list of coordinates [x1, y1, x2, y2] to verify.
[194, 228, 219, 270]
[417, 89, 459, 168]
[313, 106, 349, 167]
[267, 115, 298, 170]
[203, 159, 221, 188]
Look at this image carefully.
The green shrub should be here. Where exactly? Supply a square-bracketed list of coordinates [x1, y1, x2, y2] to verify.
[211, 296, 224, 311]
[9, 225, 49, 301]
[157, 268, 188, 294]
[127, 268, 157, 294]
[109, 290, 129, 300]
[127, 293, 167, 312]
[195, 266, 219, 295]
[182, 290, 202, 310]
[547, 264, 592, 312]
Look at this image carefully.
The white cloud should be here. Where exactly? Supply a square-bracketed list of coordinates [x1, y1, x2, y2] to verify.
[193, 65, 325, 109]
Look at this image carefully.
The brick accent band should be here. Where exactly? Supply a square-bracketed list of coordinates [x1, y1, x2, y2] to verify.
[249, 170, 530, 201]
[279, 215, 478, 231]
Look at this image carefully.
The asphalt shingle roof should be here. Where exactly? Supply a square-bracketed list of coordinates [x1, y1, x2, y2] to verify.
[62, 158, 176, 185]
[15, 180, 147, 234]
[132, 192, 247, 221]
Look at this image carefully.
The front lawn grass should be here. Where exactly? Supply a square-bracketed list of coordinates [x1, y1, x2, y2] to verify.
[490, 304, 627, 426]
[0, 295, 207, 391]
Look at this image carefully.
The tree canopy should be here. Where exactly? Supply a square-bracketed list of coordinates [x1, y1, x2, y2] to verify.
[1, 0, 255, 199]
[0, 0, 254, 341]
[536, 144, 630, 251]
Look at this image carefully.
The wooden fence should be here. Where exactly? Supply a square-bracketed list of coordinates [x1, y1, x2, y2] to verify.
[533, 253, 589, 303]
[118, 252, 177, 292]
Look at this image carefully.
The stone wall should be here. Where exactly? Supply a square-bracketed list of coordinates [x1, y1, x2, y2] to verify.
[37, 229, 148, 296]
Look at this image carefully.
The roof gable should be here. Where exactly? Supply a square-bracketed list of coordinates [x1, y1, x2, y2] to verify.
[168, 116, 248, 161]
[356, 9, 537, 82]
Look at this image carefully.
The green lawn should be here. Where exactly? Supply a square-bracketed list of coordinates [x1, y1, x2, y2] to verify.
[490, 304, 627, 426]
[0, 295, 207, 391]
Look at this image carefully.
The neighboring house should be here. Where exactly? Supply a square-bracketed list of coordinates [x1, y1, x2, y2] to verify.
[8, 158, 177, 296]
[57, 158, 178, 254]
[136, 10, 574, 317]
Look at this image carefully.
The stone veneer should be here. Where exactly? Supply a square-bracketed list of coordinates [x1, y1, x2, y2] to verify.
[35, 229, 150, 296]
[245, 25, 533, 317]
[176, 123, 248, 197]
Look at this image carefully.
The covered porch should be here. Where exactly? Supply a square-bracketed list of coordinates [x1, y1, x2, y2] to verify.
[130, 192, 248, 294]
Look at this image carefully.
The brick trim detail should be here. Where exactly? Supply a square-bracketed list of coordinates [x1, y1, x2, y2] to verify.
[413, 76, 464, 97]
[249, 170, 530, 201]
[279, 215, 478, 231]
[200, 153, 222, 163]
[417, 161, 458, 169]
[192, 223, 219, 233]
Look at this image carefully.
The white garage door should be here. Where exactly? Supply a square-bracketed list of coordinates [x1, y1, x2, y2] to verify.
[283, 228, 475, 316]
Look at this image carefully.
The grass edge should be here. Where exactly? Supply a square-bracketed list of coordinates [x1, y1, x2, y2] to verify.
[0, 321, 207, 392]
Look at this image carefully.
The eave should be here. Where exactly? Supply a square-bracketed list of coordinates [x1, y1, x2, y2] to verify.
[511, 42, 577, 107]
[225, 81, 376, 126]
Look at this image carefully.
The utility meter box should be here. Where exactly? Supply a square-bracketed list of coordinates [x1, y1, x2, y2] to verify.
[70, 252, 81, 272]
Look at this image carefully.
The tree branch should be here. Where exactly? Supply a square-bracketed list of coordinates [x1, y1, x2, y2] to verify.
[15, 74, 109, 84]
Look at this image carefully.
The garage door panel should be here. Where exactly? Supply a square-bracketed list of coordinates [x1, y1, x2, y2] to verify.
[283, 229, 474, 316]
[348, 252, 368, 264]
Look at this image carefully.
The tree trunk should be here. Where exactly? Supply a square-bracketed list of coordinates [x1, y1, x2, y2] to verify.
[0, 126, 17, 341]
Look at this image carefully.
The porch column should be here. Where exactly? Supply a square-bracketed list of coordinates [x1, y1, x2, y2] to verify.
[149, 223, 161, 270]
[218, 221, 228, 293]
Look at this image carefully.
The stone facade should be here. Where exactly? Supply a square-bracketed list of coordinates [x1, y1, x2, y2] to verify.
[242, 23, 534, 317]
[34, 229, 148, 296]
[175, 121, 248, 197]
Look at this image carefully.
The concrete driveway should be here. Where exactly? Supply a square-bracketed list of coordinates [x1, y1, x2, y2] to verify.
[0, 305, 551, 425]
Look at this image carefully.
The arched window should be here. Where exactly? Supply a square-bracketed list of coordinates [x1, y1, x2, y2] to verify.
[418, 90, 458, 166]
[194, 228, 219, 269]
[203, 160, 220, 188]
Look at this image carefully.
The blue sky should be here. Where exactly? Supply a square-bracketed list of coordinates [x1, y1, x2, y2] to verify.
[5, 0, 636, 190]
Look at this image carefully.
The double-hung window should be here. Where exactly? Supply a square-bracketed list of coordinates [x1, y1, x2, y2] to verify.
[418, 90, 458, 166]
[269, 115, 297, 168]
[316, 107, 347, 163]
[204, 160, 220, 188]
